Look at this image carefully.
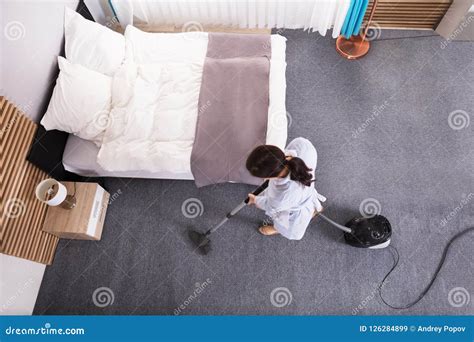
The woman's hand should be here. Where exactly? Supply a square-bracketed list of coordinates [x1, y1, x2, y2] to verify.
[247, 193, 256, 205]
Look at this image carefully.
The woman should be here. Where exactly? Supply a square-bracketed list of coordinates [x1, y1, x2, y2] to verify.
[246, 137, 326, 240]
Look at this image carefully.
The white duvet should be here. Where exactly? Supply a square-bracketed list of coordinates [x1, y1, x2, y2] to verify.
[96, 26, 288, 174]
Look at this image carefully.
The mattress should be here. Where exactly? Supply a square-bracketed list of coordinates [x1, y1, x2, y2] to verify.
[63, 34, 287, 179]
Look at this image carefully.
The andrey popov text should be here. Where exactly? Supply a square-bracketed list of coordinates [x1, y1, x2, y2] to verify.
[359, 325, 466, 334]
[416, 325, 466, 334]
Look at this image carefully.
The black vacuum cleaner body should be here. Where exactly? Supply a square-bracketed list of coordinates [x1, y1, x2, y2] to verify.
[318, 213, 392, 249]
[344, 215, 392, 249]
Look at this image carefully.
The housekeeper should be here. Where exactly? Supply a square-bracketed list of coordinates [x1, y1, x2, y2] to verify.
[246, 137, 326, 240]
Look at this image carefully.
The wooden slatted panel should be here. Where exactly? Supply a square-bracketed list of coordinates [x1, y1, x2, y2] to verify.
[0, 96, 58, 265]
[365, 0, 452, 29]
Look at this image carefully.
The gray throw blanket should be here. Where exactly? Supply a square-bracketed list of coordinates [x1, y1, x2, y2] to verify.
[191, 33, 271, 187]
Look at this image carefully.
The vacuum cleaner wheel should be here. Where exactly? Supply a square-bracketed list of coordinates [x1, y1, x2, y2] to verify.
[344, 215, 392, 249]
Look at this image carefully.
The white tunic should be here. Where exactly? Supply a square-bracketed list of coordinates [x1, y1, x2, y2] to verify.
[255, 137, 326, 240]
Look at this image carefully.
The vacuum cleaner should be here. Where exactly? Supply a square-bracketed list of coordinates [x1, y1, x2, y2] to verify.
[188, 181, 392, 255]
[189, 181, 474, 310]
[188, 181, 473, 309]
[318, 213, 391, 249]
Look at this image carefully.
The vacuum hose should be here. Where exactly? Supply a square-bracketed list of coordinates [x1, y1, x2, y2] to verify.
[378, 227, 474, 309]
[318, 213, 352, 233]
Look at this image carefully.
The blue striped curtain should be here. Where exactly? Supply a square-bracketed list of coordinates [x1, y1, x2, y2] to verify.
[340, 0, 369, 38]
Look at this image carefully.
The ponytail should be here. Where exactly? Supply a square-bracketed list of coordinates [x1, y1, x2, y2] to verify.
[285, 157, 313, 187]
[246, 145, 314, 187]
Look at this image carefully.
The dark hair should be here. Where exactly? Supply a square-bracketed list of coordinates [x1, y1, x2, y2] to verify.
[246, 145, 313, 186]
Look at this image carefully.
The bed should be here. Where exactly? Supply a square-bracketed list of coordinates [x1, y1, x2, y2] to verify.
[42, 9, 288, 184]
[63, 34, 287, 180]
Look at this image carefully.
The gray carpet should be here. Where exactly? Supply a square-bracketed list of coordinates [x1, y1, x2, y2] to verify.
[34, 29, 474, 315]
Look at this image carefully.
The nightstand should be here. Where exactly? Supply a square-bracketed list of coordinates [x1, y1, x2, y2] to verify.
[42, 182, 110, 240]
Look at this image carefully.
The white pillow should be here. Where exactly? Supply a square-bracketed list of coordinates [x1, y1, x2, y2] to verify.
[41, 57, 112, 146]
[65, 7, 125, 76]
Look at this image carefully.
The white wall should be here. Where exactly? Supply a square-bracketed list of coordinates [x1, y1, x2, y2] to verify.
[0, 0, 79, 315]
[0, 0, 79, 122]
[0, 254, 46, 315]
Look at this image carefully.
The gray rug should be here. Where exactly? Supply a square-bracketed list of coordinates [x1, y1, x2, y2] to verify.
[34, 29, 474, 315]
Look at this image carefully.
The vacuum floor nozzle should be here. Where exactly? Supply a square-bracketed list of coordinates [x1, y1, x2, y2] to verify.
[188, 230, 212, 255]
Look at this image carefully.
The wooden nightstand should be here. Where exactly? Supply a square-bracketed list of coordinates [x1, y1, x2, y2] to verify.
[42, 182, 109, 240]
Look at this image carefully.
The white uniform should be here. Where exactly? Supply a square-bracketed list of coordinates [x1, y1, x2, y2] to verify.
[255, 137, 326, 240]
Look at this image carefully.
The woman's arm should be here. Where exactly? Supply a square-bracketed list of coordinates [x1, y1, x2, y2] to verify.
[247, 193, 266, 210]
[253, 193, 286, 218]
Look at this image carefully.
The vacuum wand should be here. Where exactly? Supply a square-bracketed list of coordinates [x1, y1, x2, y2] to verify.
[204, 180, 270, 236]
[188, 180, 269, 254]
